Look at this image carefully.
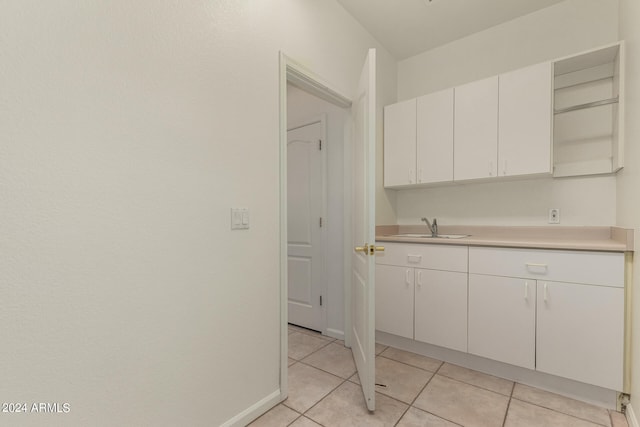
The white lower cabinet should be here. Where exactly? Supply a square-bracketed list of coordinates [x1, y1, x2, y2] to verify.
[415, 269, 468, 352]
[375, 264, 414, 339]
[468, 274, 536, 369]
[375, 265, 468, 350]
[376, 243, 625, 391]
[469, 246, 624, 390]
[375, 242, 468, 351]
[536, 281, 624, 391]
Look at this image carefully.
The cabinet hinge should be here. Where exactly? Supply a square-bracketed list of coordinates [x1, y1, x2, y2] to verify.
[319, 217, 323, 228]
[319, 139, 322, 150]
[320, 295, 323, 306]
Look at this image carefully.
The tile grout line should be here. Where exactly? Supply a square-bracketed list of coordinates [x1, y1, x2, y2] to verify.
[298, 375, 350, 423]
[512, 382, 614, 426]
[379, 358, 464, 427]
[400, 370, 431, 424]
[287, 337, 619, 426]
[288, 332, 336, 362]
[379, 352, 506, 426]
[501, 382, 516, 427]
[287, 412, 328, 427]
[297, 341, 357, 381]
[433, 373, 509, 396]
[377, 353, 444, 376]
[405, 370, 464, 427]
[510, 396, 611, 427]
[296, 358, 356, 383]
[285, 413, 302, 427]
[429, 369, 514, 399]
[512, 381, 612, 423]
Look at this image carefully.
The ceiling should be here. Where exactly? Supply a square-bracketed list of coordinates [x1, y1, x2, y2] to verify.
[336, 0, 566, 60]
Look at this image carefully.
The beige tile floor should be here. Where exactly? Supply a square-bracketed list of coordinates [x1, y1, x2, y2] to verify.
[249, 325, 629, 427]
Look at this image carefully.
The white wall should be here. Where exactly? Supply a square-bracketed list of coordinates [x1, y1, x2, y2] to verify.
[392, 0, 620, 227]
[396, 176, 616, 226]
[0, 1, 396, 426]
[617, 0, 640, 423]
[397, 0, 619, 100]
[287, 84, 348, 338]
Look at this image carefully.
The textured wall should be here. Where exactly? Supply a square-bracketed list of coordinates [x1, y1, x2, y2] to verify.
[0, 1, 396, 425]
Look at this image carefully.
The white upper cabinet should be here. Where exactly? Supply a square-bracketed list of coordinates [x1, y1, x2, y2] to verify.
[384, 98, 416, 187]
[498, 62, 553, 177]
[454, 76, 499, 181]
[382, 42, 624, 188]
[416, 88, 454, 184]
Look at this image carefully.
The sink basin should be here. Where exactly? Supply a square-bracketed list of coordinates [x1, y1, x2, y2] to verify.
[390, 233, 470, 239]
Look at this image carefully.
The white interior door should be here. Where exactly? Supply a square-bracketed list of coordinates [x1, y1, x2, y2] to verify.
[348, 48, 377, 412]
[287, 120, 325, 332]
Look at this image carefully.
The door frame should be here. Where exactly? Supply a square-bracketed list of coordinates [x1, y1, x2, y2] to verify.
[278, 52, 352, 400]
[286, 114, 328, 333]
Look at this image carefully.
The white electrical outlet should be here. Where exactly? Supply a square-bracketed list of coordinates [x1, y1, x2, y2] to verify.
[548, 208, 560, 224]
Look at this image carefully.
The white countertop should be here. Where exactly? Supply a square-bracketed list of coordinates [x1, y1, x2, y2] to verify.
[376, 225, 634, 252]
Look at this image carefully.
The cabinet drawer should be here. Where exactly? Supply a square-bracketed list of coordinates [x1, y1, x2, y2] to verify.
[469, 247, 624, 287]
[376, 242, 468, 272]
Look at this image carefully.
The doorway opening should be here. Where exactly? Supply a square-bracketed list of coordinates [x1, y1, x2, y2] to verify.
[278, 53, 353, 399]
[279, 50, 378, 411]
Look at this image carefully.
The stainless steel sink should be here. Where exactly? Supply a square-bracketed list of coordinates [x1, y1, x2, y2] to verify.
[390, 233, 470, 239]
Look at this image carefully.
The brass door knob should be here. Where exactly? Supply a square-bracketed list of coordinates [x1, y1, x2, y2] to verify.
[354, 245, 368, 253]
[354, 244, 384, 255]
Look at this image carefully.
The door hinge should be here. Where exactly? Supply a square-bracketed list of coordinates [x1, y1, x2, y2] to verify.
[319, 217, 323, 227]
[318, 139, 322, 150]
[320, 295, 323, 306]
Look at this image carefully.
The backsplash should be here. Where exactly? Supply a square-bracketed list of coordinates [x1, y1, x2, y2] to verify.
[394, 175, 616, 226]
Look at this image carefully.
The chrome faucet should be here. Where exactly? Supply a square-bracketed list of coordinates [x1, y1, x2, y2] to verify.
[421, 217, 438, 237]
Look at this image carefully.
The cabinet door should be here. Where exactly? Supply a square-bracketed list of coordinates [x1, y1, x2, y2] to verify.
[384, 99, 416, 187]
[454, 76, 499, 181]
[536, 281, 624, 390]
[417, 88, 454, 184]
[468, 274, 535, 369]
[499, 62, 552, 177]
[375, 265, 414, 339]
[414, 269, 467, 352]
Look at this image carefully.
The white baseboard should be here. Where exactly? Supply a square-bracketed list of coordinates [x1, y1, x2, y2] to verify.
[627, 403, 639, 427]
[220, 389, 283, 427]
[326, 328, 345, 341]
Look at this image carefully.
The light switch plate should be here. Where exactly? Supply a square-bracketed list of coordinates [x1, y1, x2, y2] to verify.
[231, 208, 249, 230]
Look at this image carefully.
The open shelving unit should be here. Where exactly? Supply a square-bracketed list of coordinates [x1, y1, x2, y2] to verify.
[552, 42, 625, 178]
